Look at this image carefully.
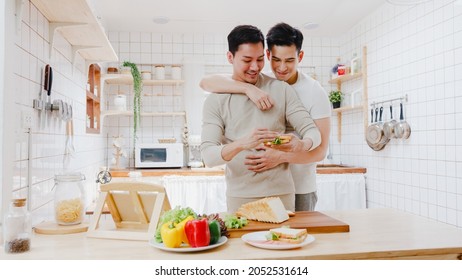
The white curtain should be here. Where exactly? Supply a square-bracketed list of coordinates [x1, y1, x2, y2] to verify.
[162, 175, 227, 215]
[315, 174, 366, 211]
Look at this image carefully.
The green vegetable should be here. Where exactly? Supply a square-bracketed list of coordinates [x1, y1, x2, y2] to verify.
[265, 232, 279, 241]
[208, 220, 221, 245]
[155, 206, 197, 243]
[224, 215, 248, 229]
[272, 137, 282, 145]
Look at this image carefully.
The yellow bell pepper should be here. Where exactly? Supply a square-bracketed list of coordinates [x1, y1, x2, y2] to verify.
[177, 216, 194, 244]
[160, 221, 182, 248]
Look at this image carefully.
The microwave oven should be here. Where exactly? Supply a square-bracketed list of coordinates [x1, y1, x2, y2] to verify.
[135, 143, 184, 168]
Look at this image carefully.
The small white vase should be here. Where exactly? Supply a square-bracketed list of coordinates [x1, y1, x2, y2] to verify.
[114, 95, 127, 111]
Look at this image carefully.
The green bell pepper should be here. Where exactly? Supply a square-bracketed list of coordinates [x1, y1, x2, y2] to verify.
[208, 220, 221, 245]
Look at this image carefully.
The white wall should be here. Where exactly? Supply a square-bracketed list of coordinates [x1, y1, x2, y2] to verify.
[335, 0, 462, 227]
[4, 1, 105, 225]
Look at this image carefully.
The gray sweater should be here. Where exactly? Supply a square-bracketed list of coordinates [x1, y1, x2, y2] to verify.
[201, 74, 321, 198]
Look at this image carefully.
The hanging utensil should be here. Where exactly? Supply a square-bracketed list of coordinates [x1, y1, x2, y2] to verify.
[366, 106, 388, 151]
[96, 133, 112, 184]
[383, 104, 397, 139]
[44, 64, 53, 111]
[393, 102, 411, 139]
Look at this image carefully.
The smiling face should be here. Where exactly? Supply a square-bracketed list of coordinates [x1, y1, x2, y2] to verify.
[228, 42, 265, 84]
[267, 44, 304, 85]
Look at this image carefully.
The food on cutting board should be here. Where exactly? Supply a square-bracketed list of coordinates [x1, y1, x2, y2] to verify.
[224, 214, 248, 229]
[266, 227, 308, 244]
[236, 197, 289, 223]
[264, 135, 292, 146]
[155, 206, 226, 248]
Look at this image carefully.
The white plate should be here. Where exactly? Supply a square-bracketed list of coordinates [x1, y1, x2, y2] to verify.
[241, 231, 315, 250]
[149, 236, 228, 252]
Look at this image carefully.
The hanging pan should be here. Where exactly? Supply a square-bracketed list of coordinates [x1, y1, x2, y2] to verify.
[366, 106, 388, 151]
[393, 102, 411, 139]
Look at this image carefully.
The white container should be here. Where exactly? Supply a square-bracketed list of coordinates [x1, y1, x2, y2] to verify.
[141, 71, 151, 80]
[155, 66, 165, 80]
[351, 53, 361, 75]
[114, 94, 127, 111]
[171, 66, 182, 80]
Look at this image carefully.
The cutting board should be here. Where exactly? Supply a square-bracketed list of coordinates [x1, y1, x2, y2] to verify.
[34, 221, 89, 235]
[228, 211, 349, 238]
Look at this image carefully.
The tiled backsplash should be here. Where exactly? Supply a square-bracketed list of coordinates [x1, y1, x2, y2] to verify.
[4, 0, 462, 228]
[335, 0, 462, 227]
[8, 1, 105, 225]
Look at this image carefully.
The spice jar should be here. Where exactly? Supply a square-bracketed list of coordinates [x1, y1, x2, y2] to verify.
[54, 173, 86, 225]
[3, 198, 31, 253]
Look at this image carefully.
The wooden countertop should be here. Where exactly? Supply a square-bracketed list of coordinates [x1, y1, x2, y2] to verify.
[111, 164, 366, 177]
[2, 208, 461, 260]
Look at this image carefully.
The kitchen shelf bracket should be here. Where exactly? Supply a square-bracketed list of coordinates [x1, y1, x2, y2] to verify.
[71, 45, 103, 70]
[49, 22, 89, 58]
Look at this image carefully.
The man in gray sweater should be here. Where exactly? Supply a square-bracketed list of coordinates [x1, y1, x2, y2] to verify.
[200, 25, 321, 213]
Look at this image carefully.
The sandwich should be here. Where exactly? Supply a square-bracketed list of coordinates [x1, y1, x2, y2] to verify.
[266, 227, 307, 244]
[264, 135, 292, 146]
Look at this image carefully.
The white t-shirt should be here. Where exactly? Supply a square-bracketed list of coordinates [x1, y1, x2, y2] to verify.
[267, 70, 331, 194]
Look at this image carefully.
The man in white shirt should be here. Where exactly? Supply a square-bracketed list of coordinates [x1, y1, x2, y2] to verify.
[200, 23, 331, 211]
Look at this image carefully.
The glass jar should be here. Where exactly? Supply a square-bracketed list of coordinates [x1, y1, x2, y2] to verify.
[54, 173, 86, 225]
[155, 65, 165, 80]
[3, 198, 31, 253]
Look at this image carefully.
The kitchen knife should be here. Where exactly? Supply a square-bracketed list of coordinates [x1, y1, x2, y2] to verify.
[44, 64, 53, 110]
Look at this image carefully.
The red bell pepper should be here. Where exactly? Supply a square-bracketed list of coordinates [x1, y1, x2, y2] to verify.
[185, 218, 210, 247]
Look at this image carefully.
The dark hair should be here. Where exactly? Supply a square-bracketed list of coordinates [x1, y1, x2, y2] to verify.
[266, 22, 303, 53]
[227, 25, 265, 55]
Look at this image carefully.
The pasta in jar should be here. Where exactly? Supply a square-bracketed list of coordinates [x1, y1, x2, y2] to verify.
[55, 198, 83, 225]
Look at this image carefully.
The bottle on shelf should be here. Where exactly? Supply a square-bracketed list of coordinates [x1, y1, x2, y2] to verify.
[3, 198, 31, 254]
[351, 53, 361, 75]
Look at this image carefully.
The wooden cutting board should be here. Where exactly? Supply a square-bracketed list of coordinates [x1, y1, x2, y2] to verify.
[228, 211, 349, 238]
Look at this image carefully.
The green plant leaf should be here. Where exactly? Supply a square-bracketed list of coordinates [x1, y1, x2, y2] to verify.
[122, 61, 142, 150]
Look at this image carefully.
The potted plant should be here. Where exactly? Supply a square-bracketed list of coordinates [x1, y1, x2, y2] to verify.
[122, 61, 142, 149]
[329, 90, 343, 109]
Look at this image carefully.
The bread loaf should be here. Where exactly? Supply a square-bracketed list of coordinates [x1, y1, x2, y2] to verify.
[236, 197, 289, 223]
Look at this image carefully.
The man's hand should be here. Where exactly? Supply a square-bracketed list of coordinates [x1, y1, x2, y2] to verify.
[246, 87, 275, 111]
[266, 134, 313, 153]
[245, 146, 284, 173]
[238, 128, 279, 150]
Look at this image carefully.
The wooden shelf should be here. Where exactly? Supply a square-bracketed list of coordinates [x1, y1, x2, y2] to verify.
[332, 105, 363, 113]
[31, 0, 118, 63]
[329, 73, 363, 85]
[103, 74, 184, 86]
[101, 110, 186, 119]
[86, 64, 101, 133]
[330, 46, 368, 142]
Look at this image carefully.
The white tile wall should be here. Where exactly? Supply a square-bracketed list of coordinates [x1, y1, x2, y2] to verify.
[334, 0, 462, 228]
[8, 1, 105, 225]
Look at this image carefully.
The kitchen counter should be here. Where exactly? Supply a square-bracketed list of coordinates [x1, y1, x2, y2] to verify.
[2, 208, 461, 260]
[111, 164, 366, 177]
